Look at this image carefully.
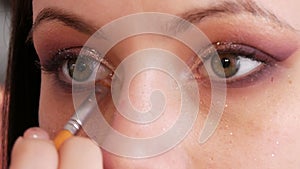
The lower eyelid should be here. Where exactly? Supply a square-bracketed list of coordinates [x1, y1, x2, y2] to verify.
[194, 64, 272, 88]
[42, 72, 73, 93]
[225, 64, 273, 88]
[42, 69, 92, 94]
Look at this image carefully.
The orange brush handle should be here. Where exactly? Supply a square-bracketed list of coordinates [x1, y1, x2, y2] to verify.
[54, 130, 73, 150]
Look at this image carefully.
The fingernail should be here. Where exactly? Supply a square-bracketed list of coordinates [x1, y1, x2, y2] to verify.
[24, 127, 50, 140]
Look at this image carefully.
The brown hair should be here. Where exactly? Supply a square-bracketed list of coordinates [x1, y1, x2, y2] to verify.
[1, 0, 40, 168]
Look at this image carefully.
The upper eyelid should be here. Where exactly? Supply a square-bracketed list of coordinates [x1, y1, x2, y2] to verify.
[40, 46, 115, 73]
[40, 46, 83, 72]
[191, 42, 276, 72]
[203, 42, 277, 61]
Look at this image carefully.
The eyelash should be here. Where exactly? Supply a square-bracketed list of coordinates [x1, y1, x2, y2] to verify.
[41, 42, 276, 93]
[41, 46, 113, 93]
[193, 42, 276, 88]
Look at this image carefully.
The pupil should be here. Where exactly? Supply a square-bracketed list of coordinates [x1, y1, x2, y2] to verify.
[221, 58, 231, 68]
[210, 54, 240, 78]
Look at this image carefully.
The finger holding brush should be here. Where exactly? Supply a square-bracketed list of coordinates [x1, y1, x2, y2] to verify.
[54, 93, 98, 150]
[9, 95, 103, 169]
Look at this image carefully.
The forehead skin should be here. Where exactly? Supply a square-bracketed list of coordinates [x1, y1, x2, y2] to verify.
[32, 0, 300, 30]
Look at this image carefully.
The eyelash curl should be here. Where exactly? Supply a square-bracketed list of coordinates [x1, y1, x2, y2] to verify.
[41, 46, 114, 93]
[192, 42, 277, 88]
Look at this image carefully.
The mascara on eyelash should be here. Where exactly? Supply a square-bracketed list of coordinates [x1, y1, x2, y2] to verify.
[42, 47, 115, 72]
[41, 47, 96, 71]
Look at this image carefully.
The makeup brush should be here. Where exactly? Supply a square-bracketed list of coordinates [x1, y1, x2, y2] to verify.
[54, 93, 97, 149]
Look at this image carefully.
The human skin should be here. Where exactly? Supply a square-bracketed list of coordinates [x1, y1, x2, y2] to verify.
[10, 0, 300, 168]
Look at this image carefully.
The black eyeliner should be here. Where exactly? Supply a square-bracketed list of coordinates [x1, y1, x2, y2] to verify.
[194, 42, 277, 88]
[41, 46, 90, 72]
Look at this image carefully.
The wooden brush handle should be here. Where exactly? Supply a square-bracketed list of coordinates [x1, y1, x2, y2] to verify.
[54, 130, 73, 150]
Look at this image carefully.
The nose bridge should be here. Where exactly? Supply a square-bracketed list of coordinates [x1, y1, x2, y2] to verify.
[108, 34, 178, 62]
[103, 35, 187, 138]
[108, 61, 183, 138]
[111, 36, 171, 110]
[118, 67, 168, 114]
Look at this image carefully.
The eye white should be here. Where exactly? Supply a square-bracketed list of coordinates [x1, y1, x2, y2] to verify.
[203, 55, 263, 79]
[233, 56, 262, 77]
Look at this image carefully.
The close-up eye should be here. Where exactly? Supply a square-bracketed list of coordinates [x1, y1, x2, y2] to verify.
[210, 52, 262, 79]
[195, 42, 275, 87]
[42, 47, 114, 91]
[62, 54, 99, 82]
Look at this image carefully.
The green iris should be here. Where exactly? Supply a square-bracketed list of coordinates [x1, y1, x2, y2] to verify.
[211, 53, 240, 78]
[67, 56, 95, 82]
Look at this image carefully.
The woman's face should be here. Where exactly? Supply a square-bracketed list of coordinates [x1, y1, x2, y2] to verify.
[32, 0, 300, 168]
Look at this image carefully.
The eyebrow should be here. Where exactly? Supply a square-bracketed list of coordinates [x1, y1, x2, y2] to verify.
[31, 0, 295, 37]
[181, 0, 293, 29]
[31, 8, 97, 37]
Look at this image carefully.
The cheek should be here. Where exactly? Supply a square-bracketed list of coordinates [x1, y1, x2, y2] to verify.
[182, 59, 300, 168]
[39, 74, 74, 138]
[266, 108, 300, 166]
[103, 147, 191, 169]
[266, 74, 300, 166]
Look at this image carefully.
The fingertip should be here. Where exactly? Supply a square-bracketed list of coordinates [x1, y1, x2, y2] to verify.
[23, 127, 50, 140]
[59, 137, 103, 169]
[10, 135, 58, 169]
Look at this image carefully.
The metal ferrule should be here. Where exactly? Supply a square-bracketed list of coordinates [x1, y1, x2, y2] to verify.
[63, 93, 97, 135]
[64, 114, 82, 135]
